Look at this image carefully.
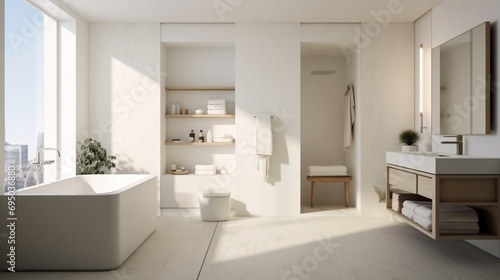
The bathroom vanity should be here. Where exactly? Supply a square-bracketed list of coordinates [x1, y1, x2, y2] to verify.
[386, 151, 500, 240]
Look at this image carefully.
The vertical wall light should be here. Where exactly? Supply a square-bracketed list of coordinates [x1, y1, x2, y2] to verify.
[419, 44, 426, 134]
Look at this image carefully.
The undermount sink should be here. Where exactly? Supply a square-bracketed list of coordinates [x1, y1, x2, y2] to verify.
[386, 151, 500, 175]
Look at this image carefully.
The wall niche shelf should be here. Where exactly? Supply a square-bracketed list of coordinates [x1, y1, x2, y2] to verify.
[165, 114, 235, 118]
[164, 141, 234, 146]
[165, 86, 235, 91]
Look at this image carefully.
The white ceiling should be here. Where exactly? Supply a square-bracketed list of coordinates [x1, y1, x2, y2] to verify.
[64, 0, 443, 23]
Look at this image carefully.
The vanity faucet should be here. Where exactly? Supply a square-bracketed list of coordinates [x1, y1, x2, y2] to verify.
[441, 135, 463, 155]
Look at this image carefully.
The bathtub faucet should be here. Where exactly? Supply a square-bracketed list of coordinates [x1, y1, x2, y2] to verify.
[34, 147, 61, 166]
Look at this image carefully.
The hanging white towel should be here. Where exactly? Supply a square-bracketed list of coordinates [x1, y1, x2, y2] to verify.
[255, 115, 273, 181]
[343, 84, 356, 150]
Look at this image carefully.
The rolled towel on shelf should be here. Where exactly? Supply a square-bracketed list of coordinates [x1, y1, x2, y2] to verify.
[308, 172, 348, 177]
[308, 165, 347, 174]
[208, 99, 226, 105]
[413, 214, 432, 230]
[402, 200, 431, 213]
[401, 207, 415, 220]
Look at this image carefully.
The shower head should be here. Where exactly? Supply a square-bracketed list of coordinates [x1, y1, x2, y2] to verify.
[311, 70, 336, 75]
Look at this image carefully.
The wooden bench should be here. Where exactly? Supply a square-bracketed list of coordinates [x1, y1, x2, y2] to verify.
[306, 176, 352, 207]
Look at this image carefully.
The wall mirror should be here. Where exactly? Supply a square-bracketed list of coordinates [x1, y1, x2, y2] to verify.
[431, 22, 490, 135]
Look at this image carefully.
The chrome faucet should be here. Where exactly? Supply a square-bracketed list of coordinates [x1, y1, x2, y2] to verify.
[441, 135, 463, 155]
[34, 147, 61, 166]
[34, 147, 61, 184]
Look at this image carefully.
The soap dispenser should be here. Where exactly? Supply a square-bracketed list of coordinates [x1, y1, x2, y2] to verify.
[199, 130, 205, 142]
[206, 130, 213, 143]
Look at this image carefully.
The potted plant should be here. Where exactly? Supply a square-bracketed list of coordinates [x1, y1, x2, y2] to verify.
[77, 138, 117, 174]
[399, 129, 420, 153]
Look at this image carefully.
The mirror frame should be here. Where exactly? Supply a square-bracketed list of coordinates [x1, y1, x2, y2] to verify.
[431, 22, 491, 135]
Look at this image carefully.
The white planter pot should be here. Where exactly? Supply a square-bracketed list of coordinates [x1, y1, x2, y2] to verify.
[402, 145, 418, 153]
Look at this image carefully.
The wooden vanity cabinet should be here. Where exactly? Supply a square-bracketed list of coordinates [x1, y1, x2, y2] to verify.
[386, 164, 500, 240]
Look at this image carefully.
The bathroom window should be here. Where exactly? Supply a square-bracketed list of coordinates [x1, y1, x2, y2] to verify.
[4, 0, 58, 190]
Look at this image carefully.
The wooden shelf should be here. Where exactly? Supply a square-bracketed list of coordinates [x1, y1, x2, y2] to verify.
[387, 208, 499, 240]
[439, 202, 499, 206]
[165, 114, 235, 118]
[165, 142, 234, 146]
[165, 86, 235, 91]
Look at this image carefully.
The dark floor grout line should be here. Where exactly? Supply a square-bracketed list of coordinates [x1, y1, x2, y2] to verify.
[196, 221, 219, 280]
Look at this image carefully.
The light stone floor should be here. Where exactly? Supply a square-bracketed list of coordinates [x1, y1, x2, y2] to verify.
[2, 205, 500, 280]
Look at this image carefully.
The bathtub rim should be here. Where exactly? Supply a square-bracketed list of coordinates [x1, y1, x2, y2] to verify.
[3, 174, 157, 196]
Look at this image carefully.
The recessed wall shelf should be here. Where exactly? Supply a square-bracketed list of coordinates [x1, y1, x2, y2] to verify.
[165, 114, 235, 118]
[165, 141, 234, 146]
[165, 86, 235, 91]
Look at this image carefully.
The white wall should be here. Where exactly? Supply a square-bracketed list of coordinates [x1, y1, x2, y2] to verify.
[359, 23, 415, 216]
[235, 23, 301, 216]
[429, 0, 500, 259]
[300, 57, 346, 206]
[88, 23, 161, 181]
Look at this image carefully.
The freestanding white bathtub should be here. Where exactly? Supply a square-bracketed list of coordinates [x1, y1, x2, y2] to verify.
[0, 174, 157, 271]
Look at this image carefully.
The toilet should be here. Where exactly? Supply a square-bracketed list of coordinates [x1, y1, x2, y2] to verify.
[199, 189, 231, 222]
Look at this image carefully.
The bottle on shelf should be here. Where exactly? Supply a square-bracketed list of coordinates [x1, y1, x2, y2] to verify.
[199, 130, 205, 142]
[206, 130, 213, 143]
[189, 130, 195, 142]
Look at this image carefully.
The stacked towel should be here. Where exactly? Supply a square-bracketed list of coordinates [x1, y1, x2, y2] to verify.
[208, 99, 226, 115]
[195, 165, 216, 175]
[213, 134, 234, 143]
[307, 165, 348, 177]
[401, 200, 479, 234]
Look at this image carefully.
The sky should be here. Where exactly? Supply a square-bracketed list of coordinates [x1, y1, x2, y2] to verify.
[4, 0, 44, 160]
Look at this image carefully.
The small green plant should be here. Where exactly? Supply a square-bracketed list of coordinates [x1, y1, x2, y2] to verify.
[77, 138, 117, 174]
[399, 129, 420, 146]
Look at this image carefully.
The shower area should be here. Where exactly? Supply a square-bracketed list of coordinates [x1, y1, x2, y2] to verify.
[300, 24, 360, 211]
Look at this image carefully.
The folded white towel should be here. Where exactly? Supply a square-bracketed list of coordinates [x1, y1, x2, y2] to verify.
[401, 207, 414, 220]
[207, 109, 227, 115]
[196, 170, 216, 175]
[413, 204, 479, 222]
[440, 222, 480, 231]
[412, 220, 480, 233]
[207, 104, 226, 110]
[308, 165, 347, 173]
[195, 165, 215, 171]
[413, 214, 432, 230]
[213, 137, 234, 143]
[215, 134, 233, 138]
[402, 200, 431, 212]
[208, 99, 226, 105]
[440, 228, 480, 234]
[308, 172, 348, 177]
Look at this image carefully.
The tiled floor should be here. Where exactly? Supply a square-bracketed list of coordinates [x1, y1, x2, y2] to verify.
[2, 206, 500, 280]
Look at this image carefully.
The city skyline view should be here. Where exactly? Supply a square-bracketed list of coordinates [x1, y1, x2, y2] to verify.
[5, 0, 45, 162]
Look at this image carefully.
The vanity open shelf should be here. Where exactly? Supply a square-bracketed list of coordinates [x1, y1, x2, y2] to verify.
[386, 163, 500, 240]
